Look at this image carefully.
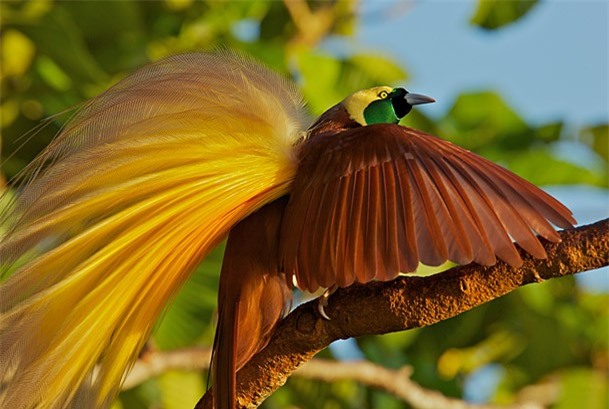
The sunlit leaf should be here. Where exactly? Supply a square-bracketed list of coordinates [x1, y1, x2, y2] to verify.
[484, 147, 607, 186]
[164, 0, 195, 12]
[535, 121, 563, 143]
[153, 244, 224, 350]
[348, 53, 407, 85]
[518, 282, 555, 314]
[36, 55, 72, 91]
[580, 124, 609, 162]
[441, 91, 530, 150]
[14, 7, 109, 85]
[118, 379, 161, 409]
[295, 49, 344, 115]
[332, 0, 358, 36]
[158, 371, 204, 409]
[437, 331, 525, 379]
[296, 50, 408, 116]
[555, 368, 608, 409]
[471, 0, 539, 30]
[0, 99, 20, 129]
[1, 29, 36, 77]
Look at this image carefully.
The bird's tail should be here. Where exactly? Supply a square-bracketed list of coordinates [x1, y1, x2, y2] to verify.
[0, 52, 306, 409]
[212, 198, 292, 409]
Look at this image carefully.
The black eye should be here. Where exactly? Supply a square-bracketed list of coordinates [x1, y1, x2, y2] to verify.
[378, 90, 389, 99]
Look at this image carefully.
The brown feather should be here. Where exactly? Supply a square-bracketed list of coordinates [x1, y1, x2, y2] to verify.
[212, 198, 291, 409]
[405, 150, 450, 265]
[281, 124, 575, 292]
[392, 160, 420, 273]
[415, 153, 474, 264]
[346, 171, 366, 288]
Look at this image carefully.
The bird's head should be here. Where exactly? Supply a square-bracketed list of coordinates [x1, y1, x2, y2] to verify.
[343, 86, 435, 126]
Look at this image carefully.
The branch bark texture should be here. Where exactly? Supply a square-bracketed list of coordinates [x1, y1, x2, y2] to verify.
[196, 219, 609, 408]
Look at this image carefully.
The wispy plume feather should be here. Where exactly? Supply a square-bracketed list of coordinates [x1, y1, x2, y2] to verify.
[0, 51, 306, 409]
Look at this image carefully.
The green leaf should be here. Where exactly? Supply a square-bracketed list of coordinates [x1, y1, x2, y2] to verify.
[158, 371, 205, 409]
[295, 50, 408, 116]
[259, 2, 291, 41]
[534, 121, 563, 143]
[555, 368, 608, 409]
[1, 29, 36, 76]
[518, 281, 555, 314]
[471, 0, 539, 30]
[441, 91, 530, 150]
[295, 49, 344, 115]
[483, 147, 607, 186]
[9, 6, 109, 86]
[118, 379, 162, 409]
[152, 244, 224, 350]
[331, 0, 358, 36]
[437, 331, 525, 378]
[36, 55, 72, 91]
[336, 53, 407, 95]
[347, 54, 407, 85]
[580, 124, 609, 162]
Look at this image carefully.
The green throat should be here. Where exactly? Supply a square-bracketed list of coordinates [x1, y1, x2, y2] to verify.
[363, 98, 400, 125]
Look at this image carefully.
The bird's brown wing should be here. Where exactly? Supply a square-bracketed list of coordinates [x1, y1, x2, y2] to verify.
[280, 124, 575, 293]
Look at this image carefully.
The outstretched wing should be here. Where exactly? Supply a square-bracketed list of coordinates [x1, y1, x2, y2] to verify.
[280, 124, 575, 292]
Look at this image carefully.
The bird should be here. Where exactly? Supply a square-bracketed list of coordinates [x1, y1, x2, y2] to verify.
[0, 51, 575, 409]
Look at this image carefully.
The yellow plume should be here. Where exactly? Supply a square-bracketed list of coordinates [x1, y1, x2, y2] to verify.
[0, 52, 307, 408]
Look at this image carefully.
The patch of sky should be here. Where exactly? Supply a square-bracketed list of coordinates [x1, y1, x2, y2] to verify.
[322, 0, 609, 128]
[231, 18, 260, 43]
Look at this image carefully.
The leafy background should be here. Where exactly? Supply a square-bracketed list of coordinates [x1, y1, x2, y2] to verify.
[1, 1, 607, 408]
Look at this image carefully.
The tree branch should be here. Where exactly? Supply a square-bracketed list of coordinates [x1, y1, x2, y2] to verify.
[282, 0, 337, 47]
[196, 219, 609, 408]
[125, 348, 544, 409]
[123, 347, 212, 390]
[295, 359, 543, 409]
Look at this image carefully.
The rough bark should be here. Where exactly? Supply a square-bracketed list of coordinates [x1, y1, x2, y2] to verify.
[196, 219, 609, 409]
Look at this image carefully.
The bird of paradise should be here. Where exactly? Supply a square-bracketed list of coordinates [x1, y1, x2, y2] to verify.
[0, 52, 575, 409]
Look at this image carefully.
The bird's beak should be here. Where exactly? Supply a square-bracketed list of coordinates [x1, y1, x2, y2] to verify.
[405, 93, 436, 106]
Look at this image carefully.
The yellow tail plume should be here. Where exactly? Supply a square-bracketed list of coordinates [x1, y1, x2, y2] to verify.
[0, 52, 306, 409]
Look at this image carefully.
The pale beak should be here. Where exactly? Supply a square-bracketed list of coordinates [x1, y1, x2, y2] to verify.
[405, 93, 436, 106]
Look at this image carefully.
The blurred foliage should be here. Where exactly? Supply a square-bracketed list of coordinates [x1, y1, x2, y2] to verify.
[1, 1, 607, 408]
[581, 124, 609, 162]
[471, 0, 539, 30]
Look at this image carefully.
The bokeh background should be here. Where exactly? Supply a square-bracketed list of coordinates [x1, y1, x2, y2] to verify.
[1, 1, 607, 408]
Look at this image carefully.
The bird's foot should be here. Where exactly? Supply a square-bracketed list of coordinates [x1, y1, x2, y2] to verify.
[317, 286, 338, 320]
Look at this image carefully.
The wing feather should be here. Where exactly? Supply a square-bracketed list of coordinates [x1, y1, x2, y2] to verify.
[458, 158, 547, 258]
[309, 182, 341, 291]
[405, 154, 449, 265]
[329, 176, 350, 281]
[363, 166, 381, 281]
[281, 125, 575, 292]
[346, 170, 366, 287]
[295, 184, 323, 292]
[444, 157, 522, 266]
[392, 160, 419, 273]
[479, 158, 573, 233]
[416, 153, 474, 264]
[482, 167, 559, 239]
[379, 162, 400, 280]
[426, 158, 495, 265]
